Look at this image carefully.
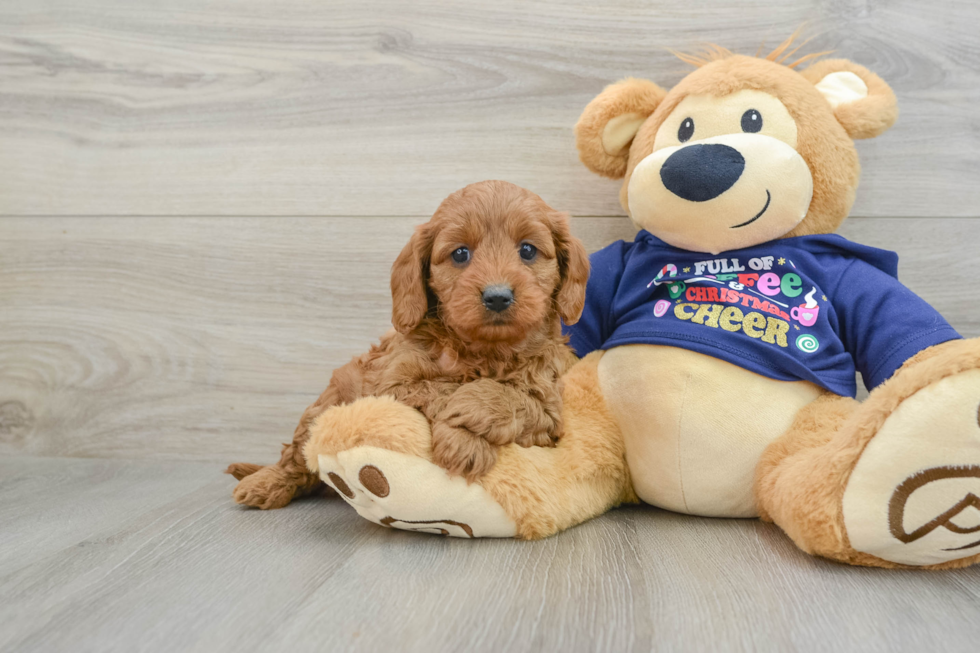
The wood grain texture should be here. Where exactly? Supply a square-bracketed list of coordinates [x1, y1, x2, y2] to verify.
[2, 3, 979, 650]
[0, 456, 978, 653]
[1, 0, 979, 217]
[1, 215, 976, 462]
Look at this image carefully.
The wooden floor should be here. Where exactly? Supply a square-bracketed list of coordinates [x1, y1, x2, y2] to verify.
[2, 456, 979, 653]
[2, 1, 980, 651]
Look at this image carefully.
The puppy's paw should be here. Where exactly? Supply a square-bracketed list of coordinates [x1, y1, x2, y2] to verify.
[231, 466, 296, 510]
[439, 382, 522, 445]
[514, 428, 559, 449]
[225, 462, 263, 481]
[431, 421, 498, 481]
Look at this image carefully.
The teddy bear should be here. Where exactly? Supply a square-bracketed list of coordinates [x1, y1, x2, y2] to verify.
[301, 39, 980, 569]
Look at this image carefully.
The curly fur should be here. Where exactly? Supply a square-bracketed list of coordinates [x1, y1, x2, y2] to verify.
[227, 180, 589, 508]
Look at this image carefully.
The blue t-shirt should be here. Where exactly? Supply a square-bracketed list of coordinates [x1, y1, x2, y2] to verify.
[563, 231, 960, 397]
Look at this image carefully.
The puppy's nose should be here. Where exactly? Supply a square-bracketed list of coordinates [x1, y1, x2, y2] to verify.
[660, 143, 745, 202]
[482, 285, 514, 313]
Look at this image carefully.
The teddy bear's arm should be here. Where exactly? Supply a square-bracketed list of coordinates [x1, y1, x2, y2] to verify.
[833, 260, 961, 390]
[563, 238, 633, 357]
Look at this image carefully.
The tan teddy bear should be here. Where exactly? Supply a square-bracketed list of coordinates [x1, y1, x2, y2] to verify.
[301, 39, 980, 570]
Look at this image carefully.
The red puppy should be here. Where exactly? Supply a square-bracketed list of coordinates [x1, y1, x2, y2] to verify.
[227, 180, 589, 509]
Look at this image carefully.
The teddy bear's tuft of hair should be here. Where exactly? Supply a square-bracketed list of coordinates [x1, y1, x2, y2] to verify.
[672, 28, 833, 70]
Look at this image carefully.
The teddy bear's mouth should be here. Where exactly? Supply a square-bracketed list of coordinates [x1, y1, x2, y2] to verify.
[730, 190, 771, 229]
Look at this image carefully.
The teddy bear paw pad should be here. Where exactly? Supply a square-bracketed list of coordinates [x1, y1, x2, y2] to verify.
[843, 369, 980, 566]
[315, 446, 517, 538]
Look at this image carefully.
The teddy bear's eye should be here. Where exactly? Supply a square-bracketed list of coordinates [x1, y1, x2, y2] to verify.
[741, 109, 763, 133]
[678, 117, 695, 143]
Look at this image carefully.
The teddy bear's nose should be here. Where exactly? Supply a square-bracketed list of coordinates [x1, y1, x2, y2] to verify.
[660, 143, 745, 202]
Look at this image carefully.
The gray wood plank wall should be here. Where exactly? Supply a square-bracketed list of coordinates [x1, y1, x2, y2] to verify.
[2, 217, 978, 462]
[2, 0, 978, 463]
[1, 0, 979, 217]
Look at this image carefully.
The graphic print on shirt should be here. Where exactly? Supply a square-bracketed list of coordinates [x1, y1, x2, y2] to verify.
[563, 232, 960, 396]
[647, 254, 825, 354]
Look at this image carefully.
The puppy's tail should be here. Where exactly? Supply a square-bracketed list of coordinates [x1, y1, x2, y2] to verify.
[225, 462, 263, 480]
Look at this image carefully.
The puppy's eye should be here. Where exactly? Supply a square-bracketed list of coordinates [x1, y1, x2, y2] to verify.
[519, 243, 538, 262]
[741, 109, 762, 133]
[451, 247, 470, 265]
[678, 117, 695, 143]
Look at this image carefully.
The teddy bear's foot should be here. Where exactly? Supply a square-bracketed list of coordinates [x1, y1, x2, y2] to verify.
[842, 367, 980, 566]
[302, 353, 634, 540]
[303, 395, 517, 538]
[313, 446, 517, 538]
[757, 339, 980, 569]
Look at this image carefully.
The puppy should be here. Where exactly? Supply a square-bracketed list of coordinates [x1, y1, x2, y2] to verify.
[227, 180, 590, 509]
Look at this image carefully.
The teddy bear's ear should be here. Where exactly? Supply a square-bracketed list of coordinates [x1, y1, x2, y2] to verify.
[800, 59, 898, 140]
[575, 78, 667, 178]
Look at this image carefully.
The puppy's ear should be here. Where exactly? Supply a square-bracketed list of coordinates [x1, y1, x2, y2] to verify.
[391, 222, 434, 334]
[800, 59, 898, 139]
[575, 77, 667, 179]
[549, 211, 590, 325]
